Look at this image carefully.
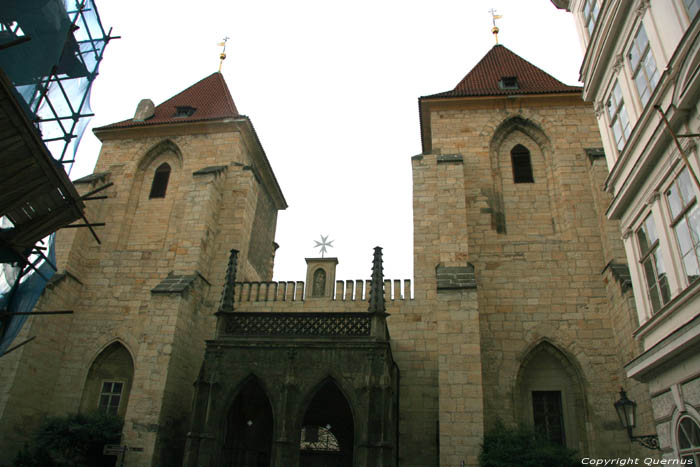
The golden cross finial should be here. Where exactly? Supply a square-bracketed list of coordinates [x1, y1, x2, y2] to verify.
[489, 9, 503, 44]
[217, 36, 230, 72]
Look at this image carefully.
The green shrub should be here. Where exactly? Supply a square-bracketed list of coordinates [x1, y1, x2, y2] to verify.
[479, 421, 579, 467]
[13, 412, 123, 467]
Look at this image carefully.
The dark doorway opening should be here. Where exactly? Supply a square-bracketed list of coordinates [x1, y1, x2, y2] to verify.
[532, 390, 565, 445]
[300, 380, 354, 467]
[223, 378, 273, 467]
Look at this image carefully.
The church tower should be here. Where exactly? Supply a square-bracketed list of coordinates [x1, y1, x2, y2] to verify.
[415, 44, 653, 463]
[0, 72, 286, 466]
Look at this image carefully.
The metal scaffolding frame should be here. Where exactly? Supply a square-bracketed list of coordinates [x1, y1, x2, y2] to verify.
[0, 0, 114, 354]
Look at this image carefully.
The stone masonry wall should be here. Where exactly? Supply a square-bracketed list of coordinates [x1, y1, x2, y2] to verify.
[0, 274, 80, 466]
[426, 95, 645, 458]
[0, 123, 283, 467]
[410, 152, 483, 466]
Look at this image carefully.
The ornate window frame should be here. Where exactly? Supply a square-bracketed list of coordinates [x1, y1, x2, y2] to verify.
[663, 166, 700, 288]
[606, 80, 632, 153]
[671, 405, 700, 463]
[582, 0, 601, 38]
[627, 22, 660, 108]
[635, 211, 672, 313]
[624, 156, 700, 321]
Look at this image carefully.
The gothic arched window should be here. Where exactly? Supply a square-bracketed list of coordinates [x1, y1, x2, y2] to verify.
[511, 144, 534, 183]
[80, 342, 134, 418]
[149, 163, 171, 198]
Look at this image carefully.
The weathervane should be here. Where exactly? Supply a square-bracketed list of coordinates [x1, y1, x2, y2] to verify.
[489, 9, 503, 44]
[217, 36, 230, 72]
[314, 235, 334, 258]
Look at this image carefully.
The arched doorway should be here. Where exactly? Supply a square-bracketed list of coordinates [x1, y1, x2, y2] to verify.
[515, 341, 587, 452]
[223, 377, 273, 467]
[300, 380, 354, 467]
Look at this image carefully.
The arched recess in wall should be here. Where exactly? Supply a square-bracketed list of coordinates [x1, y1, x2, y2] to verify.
[120, 139, 184, 250]
[79, 342, 134, 418]
[312, 268, 327, 297]
[488, 116, 559, 236]
[298, 378, 355, 467]
[221, 375, 274, 467]
[513, 340, 588, 453]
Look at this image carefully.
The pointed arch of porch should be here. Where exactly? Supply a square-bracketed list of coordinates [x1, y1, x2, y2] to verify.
[297, 376, 356, 467]
[296, 374, 359, 424]
[219, 373, 275, 467]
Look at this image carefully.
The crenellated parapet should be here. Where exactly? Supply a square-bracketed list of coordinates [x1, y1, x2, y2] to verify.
[232, 278, 413, 303]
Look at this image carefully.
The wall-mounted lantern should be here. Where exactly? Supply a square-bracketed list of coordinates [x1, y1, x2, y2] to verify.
[614, 388, 660, 450]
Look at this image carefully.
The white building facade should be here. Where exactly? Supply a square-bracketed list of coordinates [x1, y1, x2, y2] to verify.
[553, 0, 700, 463]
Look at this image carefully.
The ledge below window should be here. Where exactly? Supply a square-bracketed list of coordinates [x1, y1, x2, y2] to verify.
[633, 278, 700, 343]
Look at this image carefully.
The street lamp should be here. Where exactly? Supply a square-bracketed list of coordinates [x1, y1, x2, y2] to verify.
[614, 388, 660, 450]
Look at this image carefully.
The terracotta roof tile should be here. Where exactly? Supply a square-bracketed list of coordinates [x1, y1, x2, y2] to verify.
[425, 44, 581, 98]
[96, 72, 239, 130]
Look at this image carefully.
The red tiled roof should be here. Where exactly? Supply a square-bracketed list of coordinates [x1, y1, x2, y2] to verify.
[96, 72, 239, 130]
[425, 45, 581, 98]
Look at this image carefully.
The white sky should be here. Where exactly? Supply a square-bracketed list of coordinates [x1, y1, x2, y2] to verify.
[73, 0, 582, 283]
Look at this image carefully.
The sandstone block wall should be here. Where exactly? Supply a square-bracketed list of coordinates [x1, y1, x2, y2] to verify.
[410, 151, 484, 466]
[0, 122, 284, 467]
[422, 95, 652, 459]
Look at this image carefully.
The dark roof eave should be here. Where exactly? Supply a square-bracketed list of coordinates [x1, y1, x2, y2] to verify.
[93, 116, 238, 133]
[420, 89, 583, 100]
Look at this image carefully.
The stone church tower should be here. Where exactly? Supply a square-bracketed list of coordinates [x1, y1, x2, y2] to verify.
[414, 44, 654, 464]
[0, 72, 287, 466]
[0, 47, 654, 467]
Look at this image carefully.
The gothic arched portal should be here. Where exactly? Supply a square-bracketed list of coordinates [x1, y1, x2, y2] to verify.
[300, 379, 354, 467]
[514, 341, 588, 453]
[223, 377, 274, 467]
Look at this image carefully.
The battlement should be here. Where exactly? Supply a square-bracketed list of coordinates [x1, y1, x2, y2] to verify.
[233, 279, 413, 303]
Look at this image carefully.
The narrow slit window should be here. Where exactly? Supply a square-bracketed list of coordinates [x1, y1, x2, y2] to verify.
[511, 144, 534, 183]
[149, 163, 171, 198]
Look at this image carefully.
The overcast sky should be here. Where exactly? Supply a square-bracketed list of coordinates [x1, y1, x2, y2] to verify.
[73, 0, 582, 283]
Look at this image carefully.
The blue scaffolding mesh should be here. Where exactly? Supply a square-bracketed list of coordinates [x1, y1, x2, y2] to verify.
[0, 0, 112, 354]
[1, 0, 112, 172]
